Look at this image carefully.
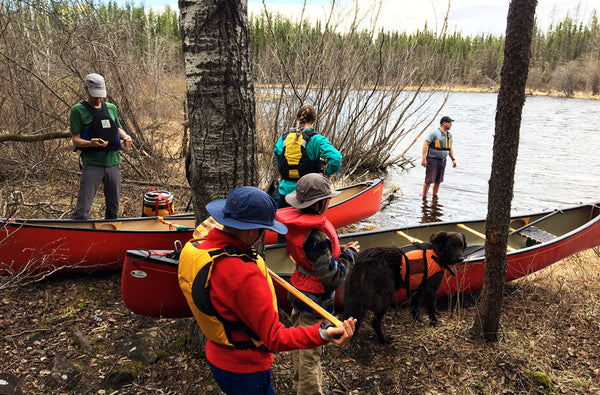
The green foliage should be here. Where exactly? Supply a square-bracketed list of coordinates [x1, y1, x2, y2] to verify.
[247, 10, 599, 93]
[97, 1, 180, 39]
[95, 1, 180, 59]
[155, 349, 169, 360]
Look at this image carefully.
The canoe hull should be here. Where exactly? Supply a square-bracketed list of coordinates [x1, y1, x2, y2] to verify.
[122, 250, 191, 318]
[121, 203, 600, 317]
[1, 179, 383, 276]
[0, 215, 194, 276]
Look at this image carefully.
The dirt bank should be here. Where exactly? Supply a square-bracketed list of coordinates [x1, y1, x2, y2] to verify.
[2, 249, 599, 394]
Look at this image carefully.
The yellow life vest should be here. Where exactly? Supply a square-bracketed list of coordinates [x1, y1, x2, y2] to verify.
[178, 240, 278, 350]
[278, 129, 322, 180]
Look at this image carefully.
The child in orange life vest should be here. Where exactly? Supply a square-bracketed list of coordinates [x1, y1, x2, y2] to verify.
[178, 186, 356, 395]
[276, 174, 360, 395]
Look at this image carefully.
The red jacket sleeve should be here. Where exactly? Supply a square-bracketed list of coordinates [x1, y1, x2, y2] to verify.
[210, 256, 328, 352]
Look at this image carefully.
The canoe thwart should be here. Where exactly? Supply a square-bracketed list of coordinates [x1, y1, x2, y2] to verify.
[457, 223, 516, 252]
[396, 230, 422, 244]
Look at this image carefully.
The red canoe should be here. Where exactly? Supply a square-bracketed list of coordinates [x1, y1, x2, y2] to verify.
[1, 179, 383, 276]
[264, 178, 383, 244]
[121, 202, 600, 318]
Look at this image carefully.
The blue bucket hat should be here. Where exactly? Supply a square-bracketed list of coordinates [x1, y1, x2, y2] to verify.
[206, 186, 288, 234]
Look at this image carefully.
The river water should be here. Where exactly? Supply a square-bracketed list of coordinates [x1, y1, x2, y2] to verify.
[365, 91, 600, 228]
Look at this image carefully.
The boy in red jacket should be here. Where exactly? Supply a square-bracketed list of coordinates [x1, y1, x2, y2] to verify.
[178, 186, 356, 394]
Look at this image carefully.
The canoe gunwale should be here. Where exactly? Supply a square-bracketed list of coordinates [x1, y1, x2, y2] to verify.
[1, 213, 196, 233]
[328, 178, 384, 207]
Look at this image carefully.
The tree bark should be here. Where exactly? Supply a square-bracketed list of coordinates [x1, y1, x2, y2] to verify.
[470, 0, 537, 342]
[179, 0, 257, 223]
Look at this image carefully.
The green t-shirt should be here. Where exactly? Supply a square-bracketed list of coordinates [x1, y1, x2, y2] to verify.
[70, 101, 122, 167]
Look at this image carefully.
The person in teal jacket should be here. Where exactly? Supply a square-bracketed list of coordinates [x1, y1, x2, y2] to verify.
[274, 104, 342, 209]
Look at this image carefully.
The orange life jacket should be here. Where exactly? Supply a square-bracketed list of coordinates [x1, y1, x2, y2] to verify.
[401, 248, 444, 291]
[276, 207, 340, 293]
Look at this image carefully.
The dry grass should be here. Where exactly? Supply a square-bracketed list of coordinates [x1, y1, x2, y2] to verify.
[401, 84, 600, 101]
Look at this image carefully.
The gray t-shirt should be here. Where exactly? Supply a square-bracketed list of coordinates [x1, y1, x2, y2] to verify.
[425, 127, 452, 159]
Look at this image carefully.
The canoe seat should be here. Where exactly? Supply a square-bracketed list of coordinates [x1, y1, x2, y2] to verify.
[93, 222, 122, 230]
[517, 226, 556, 245]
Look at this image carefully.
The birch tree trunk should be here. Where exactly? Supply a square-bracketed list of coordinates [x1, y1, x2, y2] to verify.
[179, 0, 257, 222]
[470, 0, 538, 342]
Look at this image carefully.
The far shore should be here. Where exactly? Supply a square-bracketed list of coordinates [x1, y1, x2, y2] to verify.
[408, 84, 600, 101]
[256, 84, 599, 101]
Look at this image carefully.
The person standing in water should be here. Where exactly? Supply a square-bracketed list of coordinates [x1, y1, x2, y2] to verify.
[422, 115, 456, 198]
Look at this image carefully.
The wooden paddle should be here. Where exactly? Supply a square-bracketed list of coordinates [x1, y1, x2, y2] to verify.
[268, 269, 342, 327]
[156, 216, 190, 231]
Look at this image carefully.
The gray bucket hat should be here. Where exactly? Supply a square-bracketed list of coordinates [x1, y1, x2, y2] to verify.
[206, 186, 287, 234]
[285, 173, 341, 209]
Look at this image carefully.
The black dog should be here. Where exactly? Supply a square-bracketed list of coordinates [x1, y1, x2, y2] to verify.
[343, 231, 466, 343]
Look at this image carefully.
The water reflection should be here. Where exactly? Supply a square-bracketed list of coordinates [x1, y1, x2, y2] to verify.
[421, 196, 444, 223]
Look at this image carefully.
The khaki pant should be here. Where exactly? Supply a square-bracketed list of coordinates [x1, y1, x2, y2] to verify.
[291, 308, 325, 395]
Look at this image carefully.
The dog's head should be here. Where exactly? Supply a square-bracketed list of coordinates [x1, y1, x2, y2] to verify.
[429, 231, 466, 267]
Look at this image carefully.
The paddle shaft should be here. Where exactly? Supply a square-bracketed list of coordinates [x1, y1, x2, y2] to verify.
[508, 209, 561, 235]
[268, 269, 343, 327]
[399, 127, 428, 158]
[156, 216, 189, 231]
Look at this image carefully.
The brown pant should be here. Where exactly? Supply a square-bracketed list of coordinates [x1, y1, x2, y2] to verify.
[291, 308, 325, 395]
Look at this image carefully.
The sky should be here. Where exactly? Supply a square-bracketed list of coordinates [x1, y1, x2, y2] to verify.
[132, 0, 600, 36]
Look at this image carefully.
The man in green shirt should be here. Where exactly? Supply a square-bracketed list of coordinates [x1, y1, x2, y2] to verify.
[70, 73, 132, 220]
